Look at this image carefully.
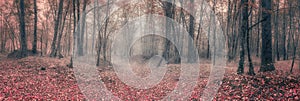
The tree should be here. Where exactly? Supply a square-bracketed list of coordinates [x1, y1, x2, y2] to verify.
[77, 0, 88, 56]
[69, 0, 77, 68]
[50, 0, 64, 57]
[18, 0, 28, 58]
[237, 0, 248, 75]
[274, 0, 280, 61]
[290, 0, 300, 73]
[246, 0, 255, 76]
[282, 0, 287, 60]
[260, 0, 275, 72]
[32, 0, 38, 54]
[56, 0, 71, 58]
[162, 0, 174, 63]
[188, 0, 196, 63]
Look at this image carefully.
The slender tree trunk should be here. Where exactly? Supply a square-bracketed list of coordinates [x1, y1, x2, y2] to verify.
[32, 0, 38, 54]
[67, 12, 72, 55]
[286, 1, 293, 60]
[40, 25, 44, 56]
[92, 1, 96, 55]
[256, 5, 261, 57]
[290, 30, 299, 73]
[96, 0, 102, 66]
[226, 0, 232, 60]
[103, 4, 109, 65]
[275, 0, 280, 61]
[247, 0, 255, 76]
[282, 0, 287, 60]
[290, 0, 300, 73]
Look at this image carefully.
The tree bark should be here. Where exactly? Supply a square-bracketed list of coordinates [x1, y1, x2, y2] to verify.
[275, 0, 280, 61]
[18, 0, 28, 58]
[260, 0, 275, 72]
[56, 0, 70, 58]
[162, 0, 173, 63]
[32, 0, 38, 54]
[282, 0, 287, 60]
[237, 0, 248, 75]
[50, 0, 64, 57]
[247, 0, 255, 76]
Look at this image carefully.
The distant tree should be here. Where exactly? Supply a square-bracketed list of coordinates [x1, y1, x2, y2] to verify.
[77, 0, 88, 56]
[274, 0, 280, 61]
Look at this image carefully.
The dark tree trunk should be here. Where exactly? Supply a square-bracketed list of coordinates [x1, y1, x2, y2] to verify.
[32, 0, 38, 54]
[290, 0, 300, 73]
[247, 0, 255, 76]
[282, 0, 287, 60]
[18, 0, 28, 58]
[290, 31, 299, 73]
[275, 0, 280, 61]
[162, 0, 173, 63]
[260, 0, 275, 72]
[237, 0, 248, 75]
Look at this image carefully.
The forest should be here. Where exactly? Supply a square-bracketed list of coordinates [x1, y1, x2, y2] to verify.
[0, 0, 299, 100]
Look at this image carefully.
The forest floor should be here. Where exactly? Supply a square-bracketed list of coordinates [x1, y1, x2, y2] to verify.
[0, 55, 299, 100]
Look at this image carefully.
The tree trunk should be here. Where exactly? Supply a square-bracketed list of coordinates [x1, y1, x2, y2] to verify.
[290, 0, 300, 73]
[92, 1, 97, 55]
[50, 0, 64, 57]
[56, 1, 70, 58]
[282, 0, 287, 60]
[256, 5, 261, 57]
[162, 0, 173, 63]
[237, 0, 248, 75]
[77, 0, 87, 56]
[275, 0, 280, 61]
[260, 0, 275, 72]
[18, 0, 28, 58]
[69, 0, 77, 68]
[32, 0, 38, 54]
[188, 0, 196, 63]
[247, 0, 255, 76]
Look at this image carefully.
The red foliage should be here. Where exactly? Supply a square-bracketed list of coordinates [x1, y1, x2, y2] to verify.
[0, 56, 299, 100]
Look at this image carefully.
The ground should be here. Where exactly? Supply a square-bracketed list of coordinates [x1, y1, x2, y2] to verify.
[0, 55, 299, 100]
